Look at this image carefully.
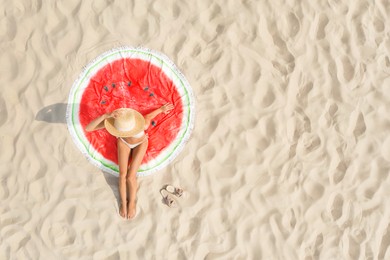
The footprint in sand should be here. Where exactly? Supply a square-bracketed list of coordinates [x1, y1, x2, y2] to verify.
[339, 201, 353, 228]
[319, 102, 338, 128]
[326, 193, 344, 222]
[313, 233, 324, 255]
[282, 208, 297, 232]
[336, 56, 354, 83]
[311, 13, 328, 40]
[329, 160, 349, 185]
[353, 19, 366, 45]
[347, 109, 366, 138]
[262, 87, 276, 107]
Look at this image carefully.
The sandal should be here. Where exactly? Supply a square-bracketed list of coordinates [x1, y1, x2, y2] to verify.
[160, 189, 176, 208]
[164, 184, 184, 197]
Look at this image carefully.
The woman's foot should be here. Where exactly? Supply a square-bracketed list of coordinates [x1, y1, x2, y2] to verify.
[119, 203, 127, 218]
[127, 202, 136, 219]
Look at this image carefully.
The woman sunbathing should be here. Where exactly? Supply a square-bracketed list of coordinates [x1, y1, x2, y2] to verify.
[85, 103, 174, 219]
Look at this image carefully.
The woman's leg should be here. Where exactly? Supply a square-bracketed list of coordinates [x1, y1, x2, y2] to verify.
[126, 139, 148, 219]
[117, 139, 131, 218]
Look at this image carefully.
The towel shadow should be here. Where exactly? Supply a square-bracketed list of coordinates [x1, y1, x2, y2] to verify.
[36, 103, 121, 210]
[35, 103, 68, 123]
[35, 103, 88, 124]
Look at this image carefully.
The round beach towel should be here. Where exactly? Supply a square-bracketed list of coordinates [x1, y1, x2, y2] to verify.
[66, 47, 195, 176]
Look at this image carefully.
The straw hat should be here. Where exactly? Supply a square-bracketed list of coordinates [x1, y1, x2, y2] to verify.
[104, 108, 145, 137]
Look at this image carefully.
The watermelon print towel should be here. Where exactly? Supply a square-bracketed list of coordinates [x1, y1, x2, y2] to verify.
[66, 47, 195, 176]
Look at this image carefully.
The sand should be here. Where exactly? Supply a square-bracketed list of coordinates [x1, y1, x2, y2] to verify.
[1, 0, 390, 259]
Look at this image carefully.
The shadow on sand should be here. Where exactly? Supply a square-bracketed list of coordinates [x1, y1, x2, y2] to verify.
[35, 103, 121, 206]
[35, 103, 68, 123]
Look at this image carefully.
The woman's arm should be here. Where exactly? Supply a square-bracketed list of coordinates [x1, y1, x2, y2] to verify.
[85, 113, 110, 132]
[144, 103, 174, 129]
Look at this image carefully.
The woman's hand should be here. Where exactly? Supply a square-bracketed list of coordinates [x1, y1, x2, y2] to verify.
[160, 103, 174, 114]
[144, 104, 174, 129]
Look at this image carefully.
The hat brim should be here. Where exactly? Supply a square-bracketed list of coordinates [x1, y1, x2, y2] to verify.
[104, 109, 145, 137]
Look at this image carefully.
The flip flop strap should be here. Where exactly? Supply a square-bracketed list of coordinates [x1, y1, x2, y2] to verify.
[176, 188, 183, 196]
[167, 196, 174, 206]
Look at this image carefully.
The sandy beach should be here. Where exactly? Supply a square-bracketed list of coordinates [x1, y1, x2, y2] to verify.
[1, 0, 390, 259]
